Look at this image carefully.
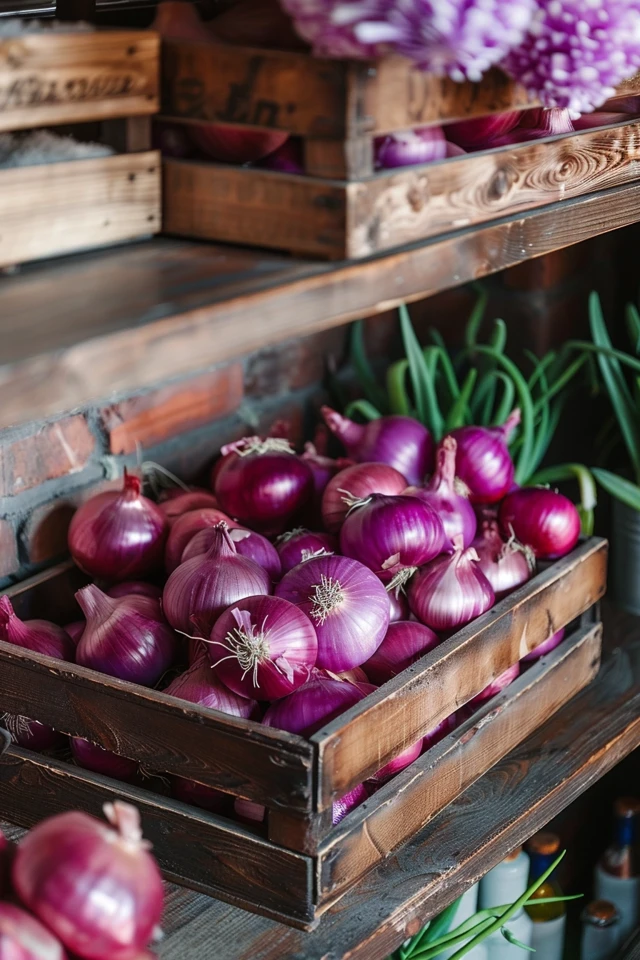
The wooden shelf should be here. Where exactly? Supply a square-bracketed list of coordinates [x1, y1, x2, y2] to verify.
[1, 180, 640, 430]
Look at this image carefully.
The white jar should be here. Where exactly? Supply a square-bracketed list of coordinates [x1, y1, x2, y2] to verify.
[440, 883, 480, 960]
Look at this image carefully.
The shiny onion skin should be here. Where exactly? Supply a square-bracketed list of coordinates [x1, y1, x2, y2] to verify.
[468, 663, 520, 708]
[321, 462, 407, 533]
[374, 126, 447, 169]
[262, 673, 374, 737]
[158, 490, 220, 524]
[107, 581, 163, 601]
[12, 802, 163, 960]
[2, 715, 65, 752]
[404, 436, 477, 548]
[164, 653, 260, 719]
[446, 110, 520, 149]
[449, 409, 520, 504]
[370, 738, 423, 784]
[408, 540, 495, 632]
[522, 627, 565, 663]
[75, 586, 177, 687]
[300, 441, 353, 514]
[276, 555, 390, 672]
[333, 783, 368, 825]
[0, 596, 74, 661]
[214, 437, 314, 536]
[171, 776, 229, 815]
[234, 798, 266, 827]
[0, 903, 67, 960]
[363, 620, 439, 685]
[183, 526, 282, 582]
[471, 519, 535, 599]
[498, 486, 581, 559]
[340, 493, 445, 584]
[321, 406, 433, 486]
[423, 712, 458, 751]
[388, 587, 410, 622]
[164, 507, 233, 573]
[276, 528, 337, 574]
[63, 620, 85, 645]
[208, 595, 317, 700]
[71, 738, 139, 783]
[68, 472, 168, 581]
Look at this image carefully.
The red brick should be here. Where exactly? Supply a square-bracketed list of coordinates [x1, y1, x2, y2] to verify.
[22, 501, 76, 565]
[245, 329, 347, 397]
[0, 417, 95, 498]
[0, 518, 19, 577]
[102, 366, 243, 456]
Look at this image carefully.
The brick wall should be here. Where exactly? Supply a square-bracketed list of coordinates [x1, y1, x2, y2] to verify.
[0, 238, 618, 586]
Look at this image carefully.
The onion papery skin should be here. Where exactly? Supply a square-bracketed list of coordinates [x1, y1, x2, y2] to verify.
[75, 586, 177, 687]
[12, 803, 163, 960]
[234, 798, 266, 827]
[107, 581, 163, 601]
[3, 715, 65, 752]
[0, 597, 74, 661]
[71, 738, 139, 783]
[208, 595, 317, 700]
[471, 520, 534, 600]
[446, 111, 521, 149]
[276, 529, 337, 574]
[449, 409, 520, 504]
[159, 490, 220, 524]
[172, 776, 229, 815]
[468, 663, 520, 708]
[183, 526, 282, 582]
[214, 437, 314, 536]
[321, 462, 408, 533]
[423, 712, 458, 751]
[63, 621, 84, 645]
[68, 472, 168, 581]
[374, 126, 447, 169]
[408, 544, 495, 632]
[333, 783, 368, 825]
[498, 487, 581, 560]
[321, 406, 433, 486]
[165, 507, 233, 573]
[276, 555, 390, 671]
[165, 654, 260, 719]
[364, 621, 440, 685]
[263, 673, 374, 737]
[163, 523, 272, 634]
[405, 435, 477, 548]
[340, 493, 445, 583]
[522, 628, 566, 663]
[370, 738, 423, 784]
[388, 588, 410, 622]
[490, 107, 574, 144]
[0, 903, 67, 960]
[573, 111, 631, 130]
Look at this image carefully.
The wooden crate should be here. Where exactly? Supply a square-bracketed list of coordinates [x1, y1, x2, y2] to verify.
[160, 40, 640, 259]
[0, 29, 161, 268]
[0, 538, 607, 927]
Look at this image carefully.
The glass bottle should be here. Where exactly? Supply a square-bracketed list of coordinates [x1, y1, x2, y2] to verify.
[440, 882, 481, 960]
[594, 796, 640, 944]
[525, 831, 566, 960]
[479, 847, 533, 959]
[580, 899, 621, 960]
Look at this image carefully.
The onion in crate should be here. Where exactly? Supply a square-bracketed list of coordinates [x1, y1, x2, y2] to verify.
[276, 528, 337, 575]
[522, 627, 565, 663]
[471, 519, 535, 599]
[364, 621, 440, 685]
[321, 461, 408, 533]
[404, 436, 477, 548]
[408, 537, 494, 632]
[183, 525, 282, 582]
[498, 487, 581, 559]
[468, 663, 520, 709]
[449, 409, 520, 504]
[165, 506, 234, 573]
[71, 738, 139, 783]
[263, 671, 375, 737]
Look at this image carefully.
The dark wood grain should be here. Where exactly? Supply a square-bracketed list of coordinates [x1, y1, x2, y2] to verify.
[1, 182, 639, 429]
[313, 537, 606, 808]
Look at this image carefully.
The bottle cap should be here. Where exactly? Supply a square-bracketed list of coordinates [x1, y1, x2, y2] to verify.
[503, 846, 523, 862]
[527, 832, 560, 856]
[582, 900, 620, 927]
[614, 796, 640, 818]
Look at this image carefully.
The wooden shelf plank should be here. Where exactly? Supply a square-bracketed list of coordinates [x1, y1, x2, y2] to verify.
[0, 180, 640, 429]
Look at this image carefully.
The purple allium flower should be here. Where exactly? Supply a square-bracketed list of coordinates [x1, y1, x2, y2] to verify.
[504, 0, 640, 116]
[279, 0, 388, 57]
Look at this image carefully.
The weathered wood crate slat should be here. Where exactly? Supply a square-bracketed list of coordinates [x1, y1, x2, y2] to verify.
[0, 539, 607, 926]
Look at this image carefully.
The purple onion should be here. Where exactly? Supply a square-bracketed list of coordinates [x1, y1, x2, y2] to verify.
[374, 126, 447, 169]
[468, 663, 520, 708]
[423, 712, 458, 751]
[0, 903, 66, 960]
[234, 798, 266, 826]
[165, 655, 260, 718]
[0, 597, 74, 661]
[165, 507, 233, 573]
[321, 406, 433, 487]
[63, 621, 85, 645]
[388, 587, 410, 622]
[472, 519, 535, 599]
[276, 528, 337, 574]
[182, 526, 282, 582]
[2, 716, 65, 752]
[522, 628, 565, 663]
[300, 441, 353, 517]
[364, 620, 440, 685]
[259, 137, 304, 173]
[159, 490, 220, 524]
[498, 487, 581, 560]
[71, 738, 139, 782]
[106, 581, 163, 601]
[405, 436, 477, 548]
[370, 738, 423, 784]
[172, 776, 229, 814]
[276, 554, 390, 671]
[446, 111, 521, 150]
[263, 672, 375, 737]
[322, 462, 408, 533]
[408, 538, 495, 632]
[333, 783, 368, 825]
[450, 409, 520, 504]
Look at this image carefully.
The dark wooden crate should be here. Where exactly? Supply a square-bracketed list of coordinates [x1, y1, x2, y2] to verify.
[0, 538, 607, 926]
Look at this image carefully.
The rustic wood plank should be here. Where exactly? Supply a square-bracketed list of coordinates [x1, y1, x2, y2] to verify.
[268, 806, 333, 855]
[0, 181, 639, 430]
[102, 116, 152, 152]
[0, 152, 160, 269]
[304, 136, 374, 179]
[0, 32, 159, 132]
[312, 537, 607, 809]
[0, 749, 316, 927]
[316, 623, 601, 905]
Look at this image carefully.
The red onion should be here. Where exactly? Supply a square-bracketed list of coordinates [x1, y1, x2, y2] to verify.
[423, 712, 458, 751]
[449, 409, 520, 504]
[522, 627, 566, 663]
[0, 903, 67, 960]
[182, 526, 281, 582]
[468, 663, 520, 708]
[159, 490, 220, 524]
[276, 528, 338, 574]
[63, 620, 84, 645]
[363, 620, 439, 685]
[321, 406, 433, 486]
[301, 436, 353, 513]
[498, 487, 581, 560]
[405, 436, 477, 548]
[2, 715, 65, 752]
[446, 111, 521, 149]
[107, 581, 163, 601]
[321, 462, 408, 533]
[573, 111, 631, 130]
[191, 125, 289, 164]
[13, 802, 163, 960]
[335, 666, 369, 685]
[472, 519, 535, 599]
[234, 798, 266, 826]
[259, 137, 304, 173]
[75, 586, 177, 686]
[0, 597, 74, 661]
[208, 595, 317, 700]
[152, 120, 193, 159]
[165, 507, 233, 573]
[509, 107, 574, 141]
[408, 538, 495, 632]
[165, 646, 260, 719]
[172, 776, 228, 814]
[276, 555, 390, 671]
[163, 522, 271, 634]
[214, 437, 314, 536]
[388, 587, 410, 622]
[71, 737, 139, 782]
[370, 738, 422, 784]
[68, 472, 168, 581]
[263, 673, 374, 736]
[340, 493, 445, 587]
[374, 126, 447, 169]
[333, 783, 368, 824]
